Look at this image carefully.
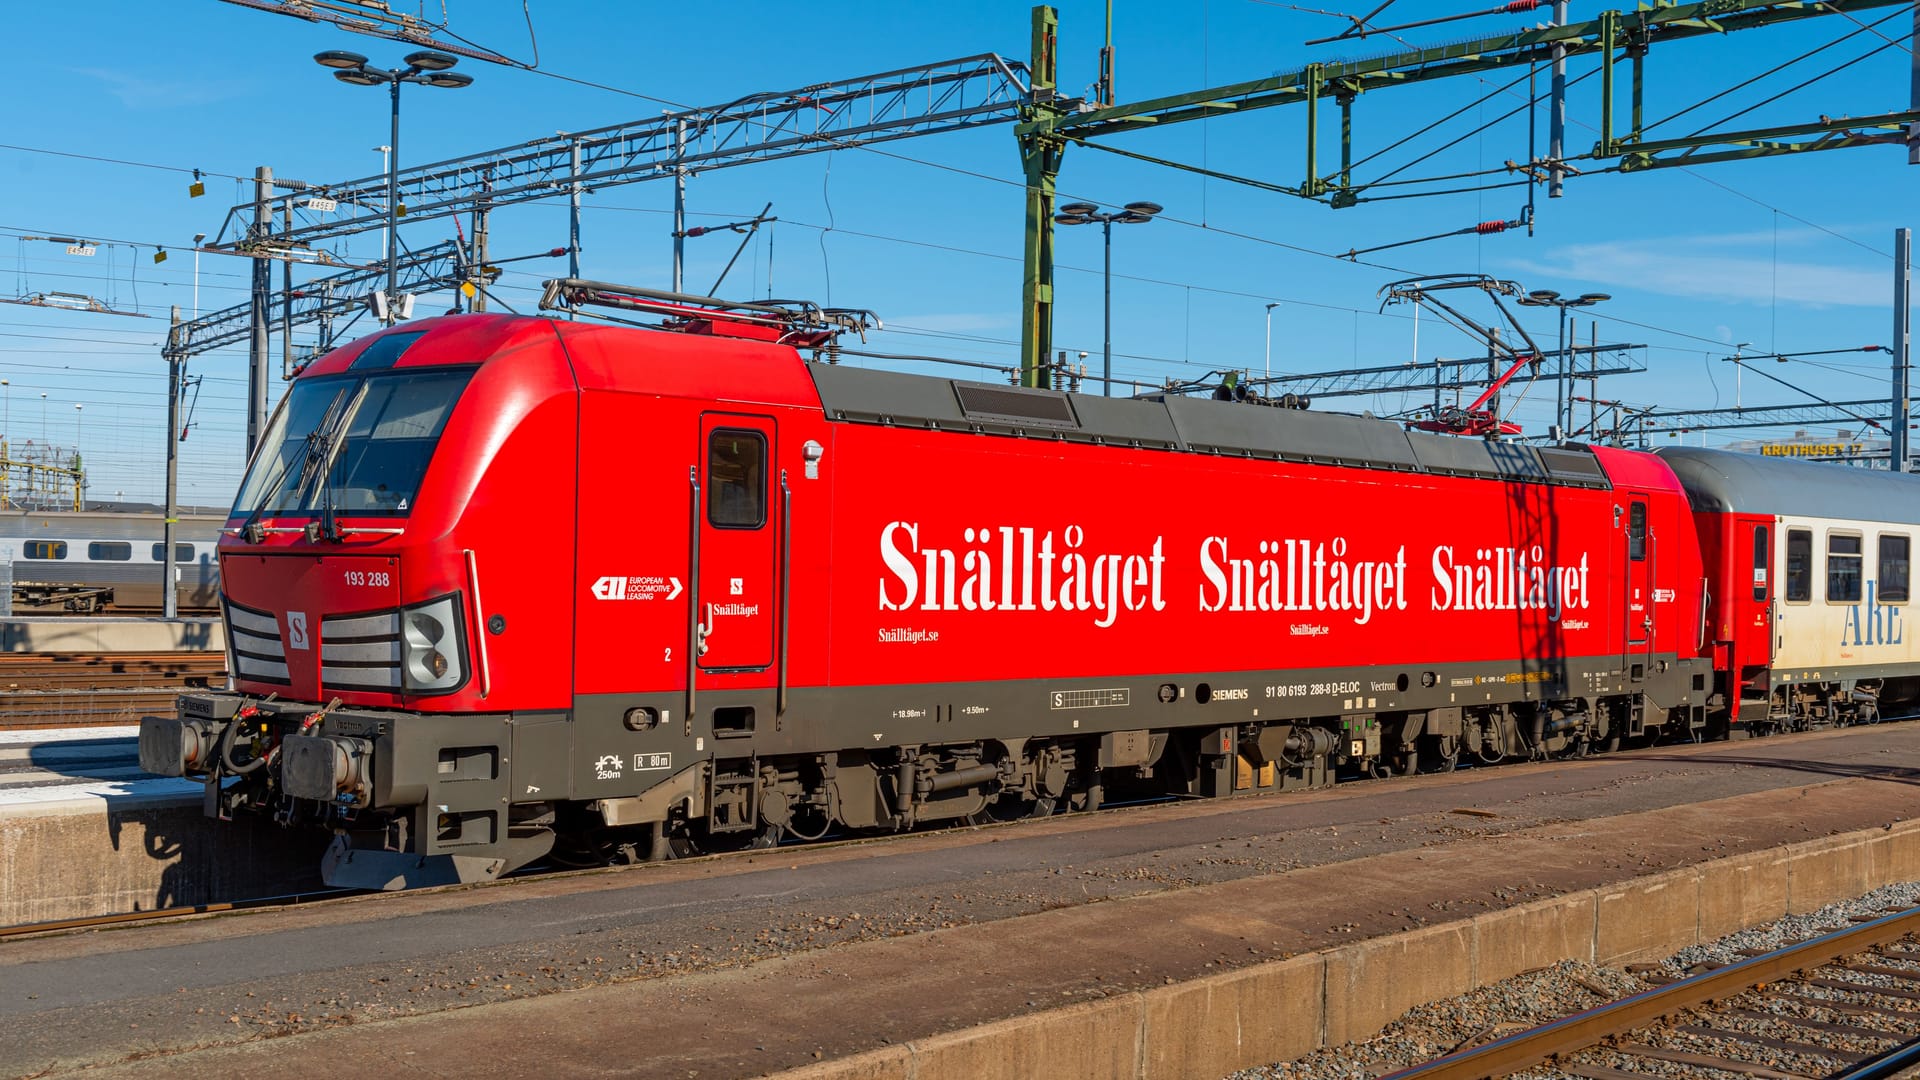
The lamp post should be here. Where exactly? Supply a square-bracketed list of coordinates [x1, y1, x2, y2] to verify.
[38, 392, 46, 445]
[1731, 341, 1752, 408]
[1054, 200, 1162, 396]
[372, 146, 391, 265]
[1264, 302, 1282, 385]
[72, 404, 82, 511]
[191, 233, 206, 320]
[1517, 289, 1610, 439]
[314, 49, 473, 320]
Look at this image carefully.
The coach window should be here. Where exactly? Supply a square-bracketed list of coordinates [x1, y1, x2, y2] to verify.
[1881, 534, 1911, 604]
[1751, 526, 1769, 601]
[23, 541, 67, 560]
[1785, 529, 1811, 603]
[1627, 502, 1647, 561]
[1827, 532, 1863, 604]
[707, 429, 766, 529]
[151, 543, 194, 563]
[88, 542, 132, 561]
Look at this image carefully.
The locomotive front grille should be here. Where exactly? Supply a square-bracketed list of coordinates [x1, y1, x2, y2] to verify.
[320, 611, 403, 691]
[226, 600, 289, 684]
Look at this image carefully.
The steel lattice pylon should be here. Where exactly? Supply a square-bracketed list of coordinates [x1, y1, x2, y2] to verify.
[205, 55, 1031, 254]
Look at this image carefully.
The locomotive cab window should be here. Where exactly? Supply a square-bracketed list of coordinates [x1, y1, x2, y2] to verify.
[230, 366, 476, 521]
[707, 430, 766, 529]
[1627, 502, 1647, 561]
[1785, 529, 1812, 603]
[1827, 532, 1863, 604]
[1751, 525, 1769, 602]
[22, 541, 67, 561]
[1880, 534, 1911, 604]
[88, 542, 131, 561]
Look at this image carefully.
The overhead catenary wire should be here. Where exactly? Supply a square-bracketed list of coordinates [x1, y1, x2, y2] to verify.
[1638, 6, 1910, 136]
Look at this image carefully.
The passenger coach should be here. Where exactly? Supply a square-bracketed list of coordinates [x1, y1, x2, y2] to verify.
[1662, 448, 1917, 731]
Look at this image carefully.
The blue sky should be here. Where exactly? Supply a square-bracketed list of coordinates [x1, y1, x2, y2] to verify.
[0, 0, 1913, 505]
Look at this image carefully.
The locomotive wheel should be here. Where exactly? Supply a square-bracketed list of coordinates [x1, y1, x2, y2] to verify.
[979, 792, 1049, 823]
[548, 831, 643, 869]
[1420, 735, 1459, 774]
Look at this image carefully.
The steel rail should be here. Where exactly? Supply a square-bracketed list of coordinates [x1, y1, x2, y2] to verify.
[0, 887, 361, 940]
[1377, 905, 1920, 1080]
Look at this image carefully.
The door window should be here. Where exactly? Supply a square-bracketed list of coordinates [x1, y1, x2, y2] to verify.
[1751, 525, 1769, 601]
[706, 429, 766, 529]
[1785, 529, 1811, 603]
[1627, 502, 1647, 561]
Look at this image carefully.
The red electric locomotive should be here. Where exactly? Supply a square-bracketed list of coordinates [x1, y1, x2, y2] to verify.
[141, 281, 1714, 889]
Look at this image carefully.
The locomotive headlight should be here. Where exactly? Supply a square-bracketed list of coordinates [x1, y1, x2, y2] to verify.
[400, 594, 465, 692]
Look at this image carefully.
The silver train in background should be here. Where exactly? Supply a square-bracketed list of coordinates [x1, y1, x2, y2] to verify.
[0, 509, 224, 613]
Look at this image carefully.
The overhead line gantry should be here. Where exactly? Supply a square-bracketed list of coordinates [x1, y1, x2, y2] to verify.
[1015, 0, 1919, 384]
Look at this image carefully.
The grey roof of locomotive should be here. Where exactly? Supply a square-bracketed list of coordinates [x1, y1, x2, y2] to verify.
[811, 366, 1614, 488]
[1657, 446, 1920, 526]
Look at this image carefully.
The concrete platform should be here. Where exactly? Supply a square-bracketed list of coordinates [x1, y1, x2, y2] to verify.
[4, 723, 1920, 1079]
[0, 726, 321, 926]
[0, 724, 138, 770]
[0, 617, 222, 653]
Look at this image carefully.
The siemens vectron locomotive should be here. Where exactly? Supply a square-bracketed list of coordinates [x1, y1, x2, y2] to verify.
[140, 281, 1920, 889]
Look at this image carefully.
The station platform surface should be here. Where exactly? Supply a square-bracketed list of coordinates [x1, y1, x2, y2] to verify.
[0, 725, 196, 815]
[4, 723, 1919, 1079]
[0, 617, 222, 653]
[0, 725, 320, 926]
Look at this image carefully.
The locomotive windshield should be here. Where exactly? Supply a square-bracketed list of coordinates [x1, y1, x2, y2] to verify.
[231, 367, 476, 519]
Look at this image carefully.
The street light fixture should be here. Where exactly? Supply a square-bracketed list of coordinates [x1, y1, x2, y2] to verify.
[314, 49, 474, 322]
[1517, 288, 1611, 439]
[1055, 199, 1162, 396]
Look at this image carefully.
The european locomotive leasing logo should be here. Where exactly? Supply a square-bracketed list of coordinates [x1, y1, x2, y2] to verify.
[877, 522, 1595, 628]
[591, 575, 684, 601]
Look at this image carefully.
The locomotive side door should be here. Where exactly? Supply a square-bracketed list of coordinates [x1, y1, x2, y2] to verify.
[694, 414, 778, 676]
[1624, 493, 1654, 676]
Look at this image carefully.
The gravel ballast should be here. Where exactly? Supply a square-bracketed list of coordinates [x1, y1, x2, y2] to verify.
[1232, 880, 1920, 1080]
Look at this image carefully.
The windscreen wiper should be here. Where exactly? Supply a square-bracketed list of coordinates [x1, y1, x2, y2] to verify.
[237, 387, 349, 544]
[306, 383, 369, 543]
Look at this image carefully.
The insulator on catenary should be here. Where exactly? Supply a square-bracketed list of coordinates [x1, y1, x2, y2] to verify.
[1475, 220, 1511, 235]
[1503, 0, 1543, 10]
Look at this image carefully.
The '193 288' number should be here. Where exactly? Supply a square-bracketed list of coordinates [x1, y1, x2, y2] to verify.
[343, 570, 391, 588]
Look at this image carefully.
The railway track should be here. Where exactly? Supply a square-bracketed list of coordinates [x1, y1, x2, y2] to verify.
[0, 888, 360, 940]
[1382, 907, 1920, 1080]
[0, 651, 223, 729]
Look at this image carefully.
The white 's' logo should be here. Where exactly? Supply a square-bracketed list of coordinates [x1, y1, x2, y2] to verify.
[730, 577, 744, 596]
[287, 611, 310, 650]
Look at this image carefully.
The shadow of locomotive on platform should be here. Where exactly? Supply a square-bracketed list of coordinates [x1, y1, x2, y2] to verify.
[100, 799, 326, 913]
